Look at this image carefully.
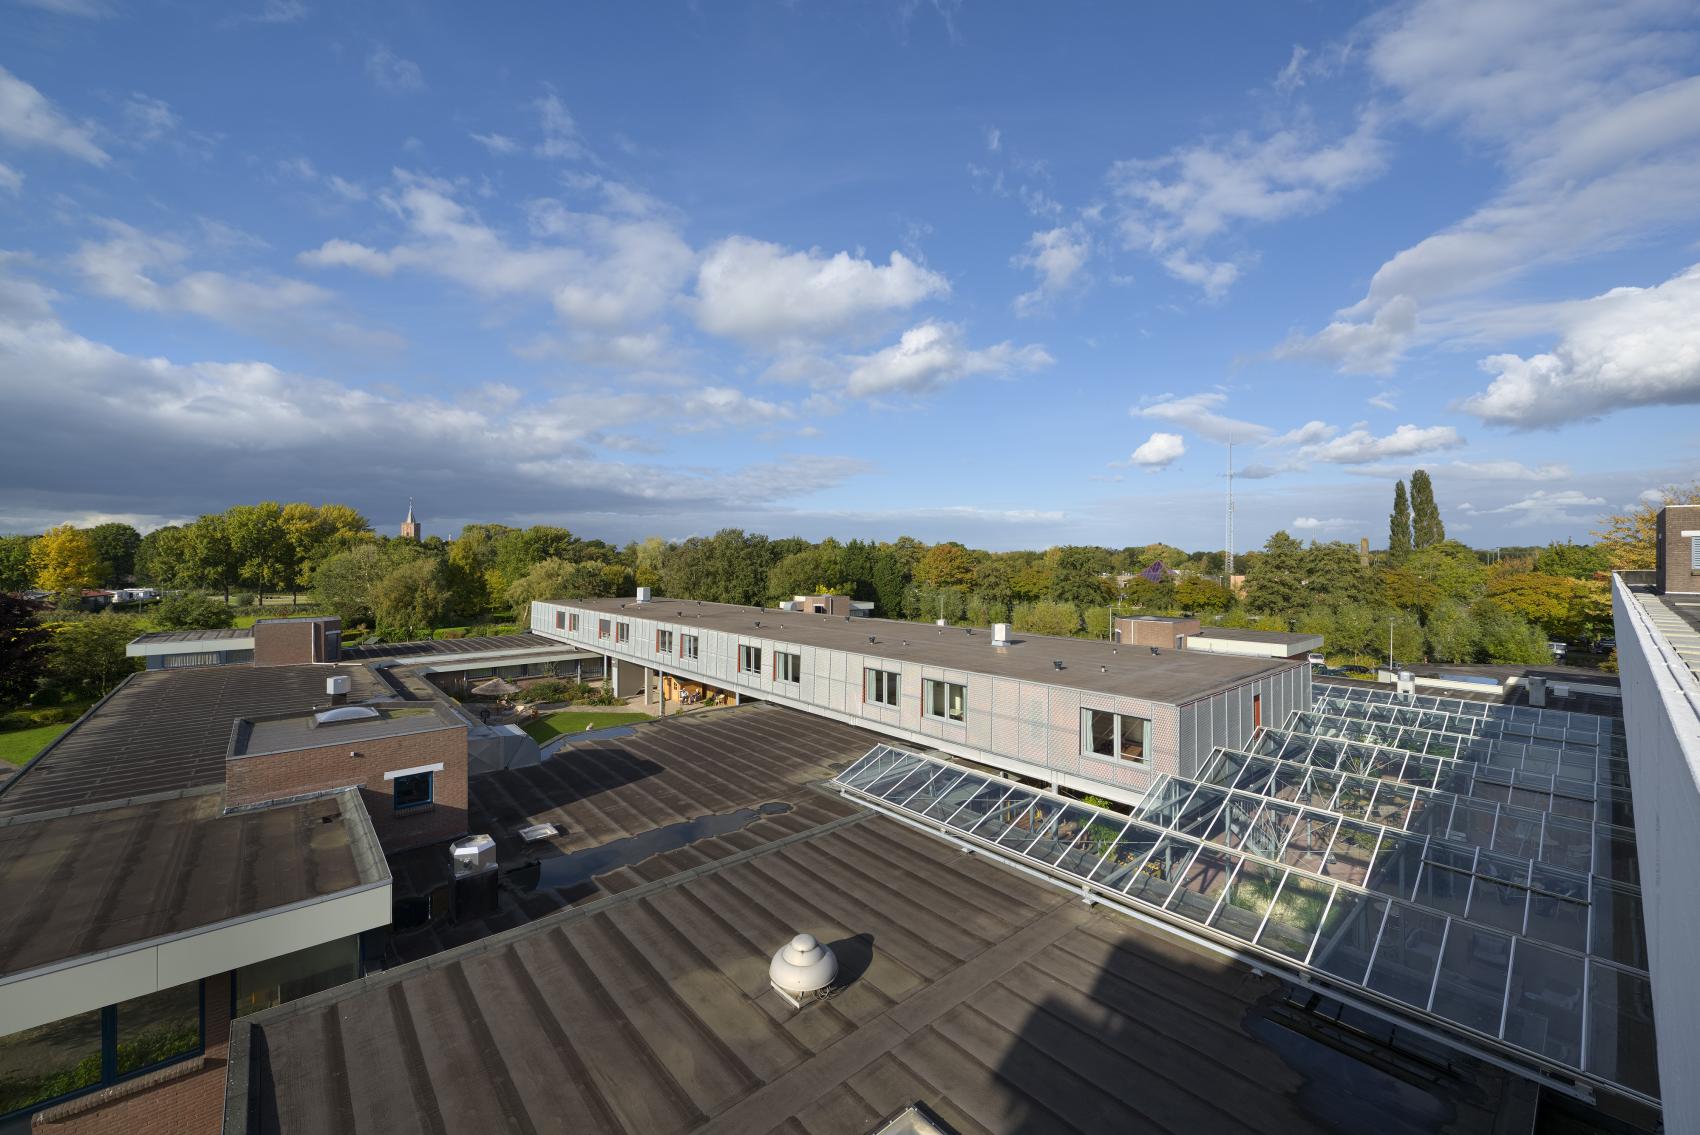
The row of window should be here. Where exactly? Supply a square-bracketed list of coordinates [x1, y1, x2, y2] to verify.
[557, 608, 1152, 763]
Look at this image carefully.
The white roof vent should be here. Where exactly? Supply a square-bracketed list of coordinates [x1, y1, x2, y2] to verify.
[992, 622, 1011, 646]
[635, 586, 653, 603]
[770, 932, 838, 1007]
[311, 705, 380, 726]
[325, 675, 351, 697]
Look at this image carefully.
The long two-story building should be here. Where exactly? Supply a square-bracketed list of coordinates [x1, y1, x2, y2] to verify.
[530, 594, 1309, 804]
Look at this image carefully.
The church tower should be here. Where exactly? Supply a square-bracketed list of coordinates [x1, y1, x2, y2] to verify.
[400, 498, 421, 542]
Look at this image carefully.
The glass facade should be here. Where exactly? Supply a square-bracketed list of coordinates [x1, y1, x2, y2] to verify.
[235, 936, 362, 1018]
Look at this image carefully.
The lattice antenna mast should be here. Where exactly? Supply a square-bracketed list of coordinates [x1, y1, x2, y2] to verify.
[1224, 437, 1235, 584]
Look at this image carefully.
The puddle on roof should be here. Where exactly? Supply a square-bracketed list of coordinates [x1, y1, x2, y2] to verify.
[510, 801, 794, 902]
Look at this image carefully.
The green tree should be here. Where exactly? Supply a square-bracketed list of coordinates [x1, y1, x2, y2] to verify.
[371, 558, 451, 639]
[152, 592, 236, 630]
[1424, 601, 1479, 663]
[1410, 469, 1445, 548]
[181, 514, 241, 602]
[225, 503, 294, 602]
[965, 592, 1008, 626]
[1473, 602, 1550, 664]
[1245, 531, 1307, 615]
[1013, 599, 1080, 637]
[1303, 541, 1379, 607]
[1533, 541, 1611, 580]
[1593, 482, 1700, 570]
[0, 595, 52, 704]
[1483, 572, 1608, 641]
[971, 557, 1015, 610]
[313, 543, 422, 626]
[1389, 480, 1413, 562]
[86, 523, 141, 586]
[0, 534, 35, 593]
[50, 612, 144, 695]
[1050, 546, 1113, 607]
[1174, 576, 1233, 613]
[767, 542, 851, 603]
[914, 542, 976, 590]
[867, 546, 910, 617]
[29, 525, 102, 595]
[1387, 541, 1486, 616]
[133, 525, 189, 588]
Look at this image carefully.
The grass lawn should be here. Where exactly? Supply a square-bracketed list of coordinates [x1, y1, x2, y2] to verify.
[522, 711, 651, 744]
[0, 723, 72, 766]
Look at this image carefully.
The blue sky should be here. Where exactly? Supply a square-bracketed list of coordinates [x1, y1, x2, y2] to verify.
[2, 0, 1697, 552]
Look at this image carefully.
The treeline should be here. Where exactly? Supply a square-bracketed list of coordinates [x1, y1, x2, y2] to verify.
[0, 483, 1678, 663]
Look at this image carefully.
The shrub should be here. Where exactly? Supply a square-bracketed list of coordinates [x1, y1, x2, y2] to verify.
[152, 592, 235, 631]
[516, 679, 573, 704]
[0, 712, 35, 732]
[27, 686, 64, 707]
[28, 707, 77, 725]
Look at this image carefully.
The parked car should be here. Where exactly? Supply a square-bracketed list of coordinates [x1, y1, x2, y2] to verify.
[1548, 641, 1568, 657]
[1307, 653, 1327, 666]
[1337, 664, 1377, 678]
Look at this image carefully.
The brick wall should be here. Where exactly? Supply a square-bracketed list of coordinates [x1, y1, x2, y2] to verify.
[32, 974, 231, 1135]
[251, 620, 316, 666]
[1656, 505, 1700, 595]
[225, 725, 468, 853]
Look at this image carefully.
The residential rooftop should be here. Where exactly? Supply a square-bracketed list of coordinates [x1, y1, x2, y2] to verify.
[547, 597, 1296, 704]
[0, 787, 385, 982]
[0, 663, 383, 818]
[227, 793, 1518, 1135]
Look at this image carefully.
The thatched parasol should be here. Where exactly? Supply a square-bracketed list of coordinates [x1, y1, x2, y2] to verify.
[471, 676, 520, 697]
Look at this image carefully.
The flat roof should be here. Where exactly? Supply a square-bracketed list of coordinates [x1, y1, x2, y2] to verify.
[0, 788, 384, 982]
[339, 632, 567, 661]
[553, 598, 1296, 704]
[1195, 627, 1321, 646]
[0, 664, 385, 818]
[228, 808, 1515, 1134]
[129, 628, 253, 645]
[384, 703, 890, 963]
[233, 702, 461, 758]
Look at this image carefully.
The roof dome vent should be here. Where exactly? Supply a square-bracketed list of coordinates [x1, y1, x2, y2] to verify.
[769, 933, 837, 1007]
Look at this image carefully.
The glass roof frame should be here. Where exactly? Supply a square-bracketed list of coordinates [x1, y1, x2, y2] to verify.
[832, 743, 1657, 1102]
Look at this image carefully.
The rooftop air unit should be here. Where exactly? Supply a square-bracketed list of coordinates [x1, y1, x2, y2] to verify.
[636, 586, 653, 603]
[770, 932, 838, 1008]
[992, 622, 1011, 646]
[325, 674, 350, 705]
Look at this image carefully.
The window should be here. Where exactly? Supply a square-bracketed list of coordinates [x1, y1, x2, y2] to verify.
[615, 621, 630, 644]
[739, 644, 762, 673]
[568, 613, 579, 632]
[597, 617, 611, 639]
[1082, 708, 1151, 763]
[865, 668, 900, 707]
[0, 982, 205, 1119]
[681, 634, 699, 661]
[777, 651, 801, 683]
[1692, 535, 1700, 571]
[656, 629, 673, 654]
[924, 679, 966, 722]
[393, 770, 434, 812]
[234, 937, 361, 1019]
[554, 611, 565, 630]
[1254, 693, 1262, 729]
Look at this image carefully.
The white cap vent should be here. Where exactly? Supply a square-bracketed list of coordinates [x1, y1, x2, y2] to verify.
[769, 933, 837, 1007]
[992, 622, 1011, 646]
[636, 586, 653, 603]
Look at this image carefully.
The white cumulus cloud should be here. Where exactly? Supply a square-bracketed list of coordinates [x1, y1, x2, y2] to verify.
[1297, 423, 1464, 464]
[0, 66, 107, 164]
[842, 320, 1051, 398]
[1013, 224, 1090, 315]
[1127, 432, 1186, 470]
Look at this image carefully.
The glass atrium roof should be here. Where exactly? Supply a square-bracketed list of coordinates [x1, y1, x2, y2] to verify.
[834, 725, 1657, 1103]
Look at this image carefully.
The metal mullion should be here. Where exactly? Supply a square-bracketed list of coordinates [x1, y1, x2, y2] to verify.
[1301, 883, 1341, 967]
[1359, 896, 1397, 985]
[1070, 818, 1130, 876]
[889, 764, 948, 808]
[966, 793, 1034, 837]
[1497, 936, 1518, 1039]
[1580, 956, 1593, 1072]
[1251, 865, 1292, 943]
[1201, 852, 1248, 926]
[939, 780, 1007, 828]
[1116, 821, 1177, 889]
[1003, 801, 1070, 855]
[1425, 917, 1454, 1012]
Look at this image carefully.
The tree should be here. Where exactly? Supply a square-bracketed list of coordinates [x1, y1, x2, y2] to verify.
[965, 592, 1008, 626]
[1410, 469, 1445, 548]
[152, 592, 236, 630]
[971, 557, 1016, 610]
[1012, 599, 1080, 637]
[767, 543, 851, 603]
[1594, 482, 1700, 569]
[0, 534, 35, 593]
[50, 612, 144, 695]
[1483, 572, 1609, 642]
[181, 514, 241, 602]
[914, 542, 976, 590]
[1303, 541, 1378, 607]
[1174, 576, 1232, 613]
[29, 524, 102, 595]
[1473, 602, 1550, 665]
[225, 502, 294, 602]
[0, 595, 52, 704]
[1245, 531, 1306, 615]
[133, 525, 190, 588]
[1533, 541, 1611, 580]
[1050, 546, 1113, 607]
[1389, 541, 1486, 616]
[1424, 601, 1479, 663]
[86, 522, 141, 586]
[314, 543, 421, 626]
[371, 558, 451, 639]
[1389, 480, 1412, 562]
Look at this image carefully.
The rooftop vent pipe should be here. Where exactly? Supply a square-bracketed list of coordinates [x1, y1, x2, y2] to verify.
[770, 933, 838, 1008]
[1052, 659, 1064, 670]
[1150, 646, 1160, 656]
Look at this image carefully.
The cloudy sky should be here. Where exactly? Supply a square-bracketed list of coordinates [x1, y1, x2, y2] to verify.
[2, 1, 1696, 550]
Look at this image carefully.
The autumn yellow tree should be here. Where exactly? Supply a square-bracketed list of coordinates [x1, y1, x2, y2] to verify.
[1595, 482, 1700, 569]
[28, 524, 102, 594]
